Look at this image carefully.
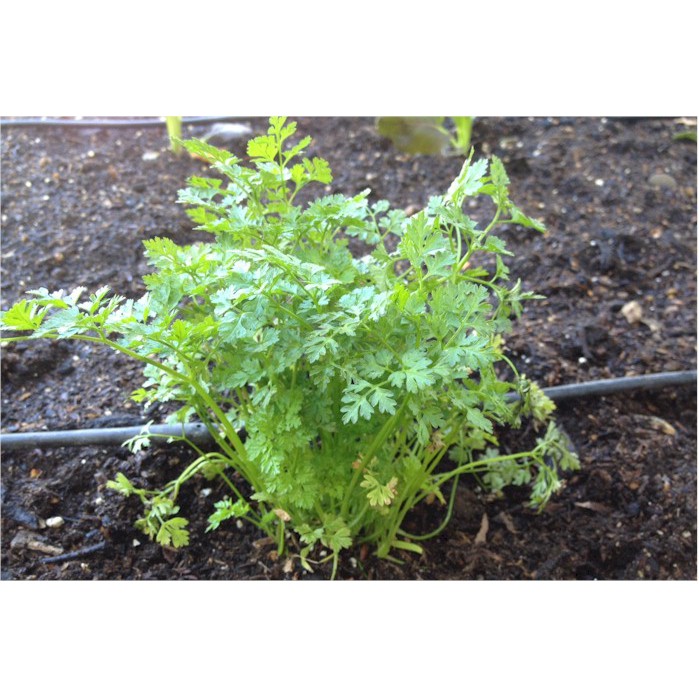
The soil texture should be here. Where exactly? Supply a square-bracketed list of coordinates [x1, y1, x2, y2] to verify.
[1, 116, 696, 580]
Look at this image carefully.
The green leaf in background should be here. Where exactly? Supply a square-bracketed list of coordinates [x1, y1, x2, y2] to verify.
[377, 116, 474, 156]
[377, 116, 451, 155]
[165, 116, 182, 154]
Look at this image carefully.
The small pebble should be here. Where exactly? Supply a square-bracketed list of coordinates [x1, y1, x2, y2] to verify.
[10, 530, 63, 555]
[404, 204, 419, 216]
[648, 173, 677, 190]
[648, 416, 676, 436]
[621, 300, 643, 324]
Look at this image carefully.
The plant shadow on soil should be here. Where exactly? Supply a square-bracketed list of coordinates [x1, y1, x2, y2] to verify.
[1, 116, 696, 580]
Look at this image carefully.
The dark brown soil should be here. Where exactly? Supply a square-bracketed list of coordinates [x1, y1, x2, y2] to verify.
[1, 116, 696, 580]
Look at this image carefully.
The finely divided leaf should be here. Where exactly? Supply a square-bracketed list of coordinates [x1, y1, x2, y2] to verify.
[445, 156, 489, 206]
[156, 517, 190, 547]
[106, 472, 136, 496]
[247, 135, 278, 162]
[340, 388, 374, 424]
[389, 349, 436, 393]
[0, 300, 47, 331]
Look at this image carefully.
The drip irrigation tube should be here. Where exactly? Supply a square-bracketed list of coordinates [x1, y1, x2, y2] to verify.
[526, 369, 696, 401]
[0, 371, 694, 452]
[0, 116, 241, 129]
[1, 422, 215, 451]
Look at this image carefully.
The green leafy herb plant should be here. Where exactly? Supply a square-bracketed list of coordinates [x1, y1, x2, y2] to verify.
[377, 116, 474, 156]
[0, 117, 578, 578]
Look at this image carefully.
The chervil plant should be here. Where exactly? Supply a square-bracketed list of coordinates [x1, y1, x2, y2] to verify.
[0, 117, 578, 577]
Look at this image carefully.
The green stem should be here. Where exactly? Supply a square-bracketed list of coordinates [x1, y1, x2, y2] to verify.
[452, 205, 502, 277]
[399, 475, 459, 541]
[57, 332, 257, 487]
[432, 447, 542, 491]
[340, 397, 409, 520]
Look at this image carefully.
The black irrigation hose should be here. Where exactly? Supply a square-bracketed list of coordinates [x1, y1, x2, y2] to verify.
[527, 369, 697, 402]
[0, 116, 241, 129]
[0, 422, 214, 451]
[0, 371, 695, 452]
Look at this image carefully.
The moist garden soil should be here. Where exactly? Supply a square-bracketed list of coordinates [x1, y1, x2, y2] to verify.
[1, 116, 696, 580]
